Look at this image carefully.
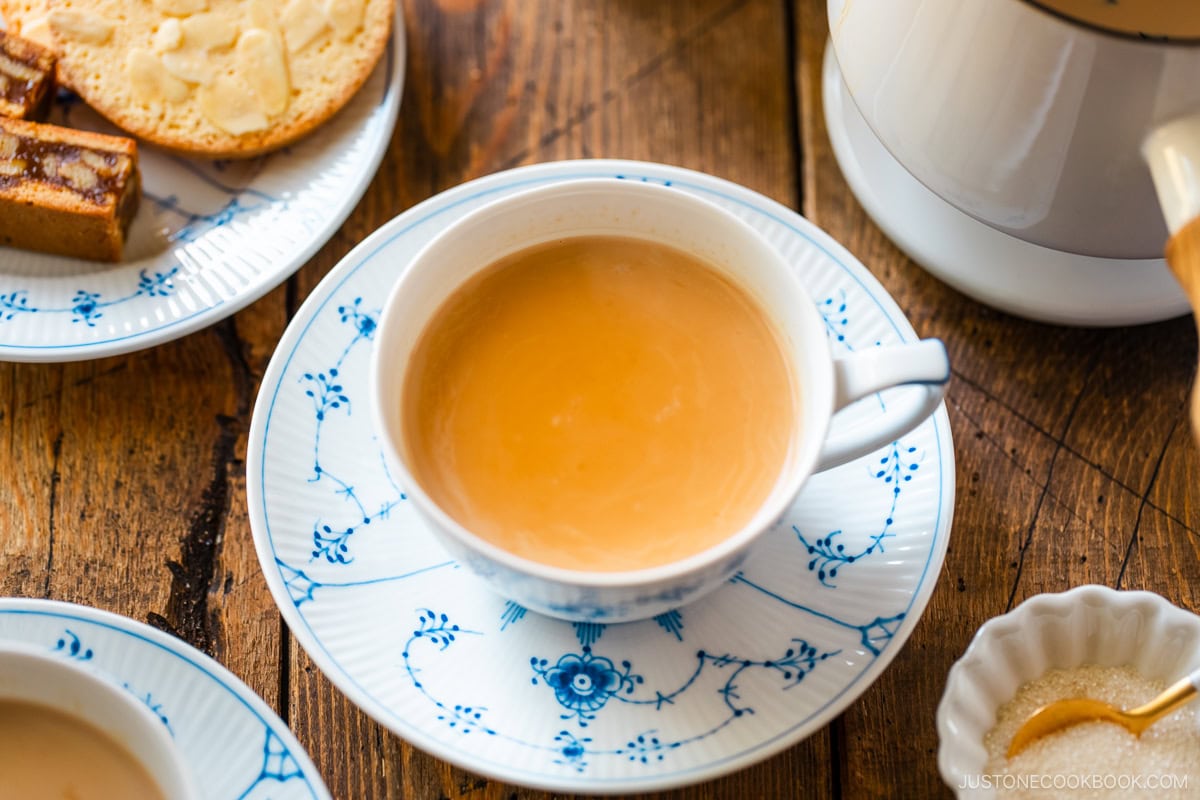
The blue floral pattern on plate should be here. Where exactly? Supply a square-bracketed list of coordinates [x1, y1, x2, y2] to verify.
[0, 600, 328, 799]
[0, 11, 404, 362]
[248, 160, 955, 793]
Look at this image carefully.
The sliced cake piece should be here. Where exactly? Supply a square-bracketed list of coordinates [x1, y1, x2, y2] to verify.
[0, 30, 56, 120]
[0, 116, 140, 261]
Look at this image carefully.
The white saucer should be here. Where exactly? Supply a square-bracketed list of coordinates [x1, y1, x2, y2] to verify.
[0, 11, 405, 362]
[822, 47, 1189, 327]
[247, 159, 955, 793]
[0, 599, 330, 799]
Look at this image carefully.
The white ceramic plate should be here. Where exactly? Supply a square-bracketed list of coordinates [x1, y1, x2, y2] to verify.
[247, 160, 956, 793]
[0, 13, 405, 362]
[0, 598, 330, 799]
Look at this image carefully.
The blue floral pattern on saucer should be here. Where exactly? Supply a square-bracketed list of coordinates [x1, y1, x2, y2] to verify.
[0, 11, 404, 362]
[0, 600, 328, 799]
[249, 160, 955, 793]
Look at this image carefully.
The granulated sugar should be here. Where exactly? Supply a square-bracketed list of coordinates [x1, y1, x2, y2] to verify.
[981, 665, 1200, 799]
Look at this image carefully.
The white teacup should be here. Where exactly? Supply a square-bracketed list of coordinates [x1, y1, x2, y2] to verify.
[0, 640, 196, 799]
[370, 178, 949, 622]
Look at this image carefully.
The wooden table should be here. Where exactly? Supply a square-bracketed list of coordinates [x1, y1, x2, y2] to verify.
[3, 1, 1198, 796]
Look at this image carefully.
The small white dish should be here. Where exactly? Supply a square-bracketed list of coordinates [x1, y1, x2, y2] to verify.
[0, 10, 405, 362]
[822, 46, 1189, 327]
[937, 585, 1200, 797]
[248, 159, 956, 793]
[0, 598, 330, 799]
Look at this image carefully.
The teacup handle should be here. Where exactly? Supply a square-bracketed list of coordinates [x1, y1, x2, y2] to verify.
[816, 339, 950, 471]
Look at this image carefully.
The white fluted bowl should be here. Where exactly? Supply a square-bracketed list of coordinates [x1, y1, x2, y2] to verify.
[936, 585, 1200, 797]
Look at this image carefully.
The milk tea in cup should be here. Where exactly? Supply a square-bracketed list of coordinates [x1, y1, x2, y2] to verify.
[401, 234, 797, 572]
[0, 642, 196, 800]
[0, 699, 166, 799]
[371, 177, 949, 621]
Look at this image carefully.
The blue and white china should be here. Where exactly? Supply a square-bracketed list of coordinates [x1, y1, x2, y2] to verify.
[248, 160, 956, 792]
[0, 599, 330, 799]
[368, 177, 949, 622]
[0, 10, 405, 362]
[0, 640, 198, 798]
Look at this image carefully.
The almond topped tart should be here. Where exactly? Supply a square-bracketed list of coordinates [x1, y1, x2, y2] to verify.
[1, 0, 394, 157]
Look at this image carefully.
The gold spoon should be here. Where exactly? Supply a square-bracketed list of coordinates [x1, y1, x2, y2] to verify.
[1007, 667, 1200, 758]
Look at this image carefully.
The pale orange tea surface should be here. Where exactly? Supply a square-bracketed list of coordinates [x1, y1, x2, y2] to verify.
[0, 699, 164, 800]
[402, 236, 797, 571]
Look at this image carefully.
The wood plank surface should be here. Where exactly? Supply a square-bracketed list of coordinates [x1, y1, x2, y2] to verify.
[0, 0, 1198, 798]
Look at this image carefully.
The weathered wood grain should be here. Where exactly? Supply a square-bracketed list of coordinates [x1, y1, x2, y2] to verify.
[2, 0, 1198, 797]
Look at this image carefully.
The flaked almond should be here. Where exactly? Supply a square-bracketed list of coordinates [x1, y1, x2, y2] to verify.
[127, 48, 191, 104]
[17, 17, 55, 50]
[0, 133, 17, 160]
[199, 74, 268, 134]
[325, 0, 364, 39]
[59, 161, 98, 191]
[281, 0, 330, 53]
[49, 9, 114, 45]
[182, 13, 237, 50]
[152, 0, 208, 16]
[237, 29, 289, 116]
[127, 50, 159, 101]
[153, 18, 183, 52]
[41, 152, 58, 178]
[248, 0, 279, 33]
[160, 49, 214, 84]
[0, 159, 26, 176]
[0, 53, 43, 83]
[79, 149, 114, 176]
[161, 73, 190, 102]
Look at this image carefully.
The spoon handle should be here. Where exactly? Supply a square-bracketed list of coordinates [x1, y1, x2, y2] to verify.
[1126, 666, 1200, 729]
[1165, 216, 1200, 447]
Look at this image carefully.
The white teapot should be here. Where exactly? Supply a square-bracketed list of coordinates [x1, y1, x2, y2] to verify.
[827, 0, 1200, 434]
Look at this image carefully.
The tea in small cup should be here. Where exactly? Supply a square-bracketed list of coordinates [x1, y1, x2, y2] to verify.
[371, 178, 949, 622]
[0, 640, 197, 800]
